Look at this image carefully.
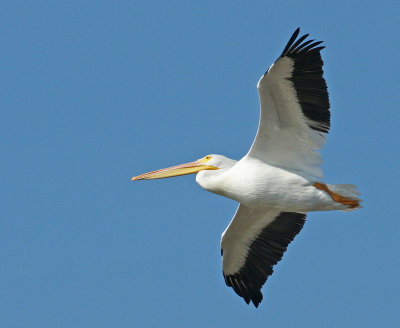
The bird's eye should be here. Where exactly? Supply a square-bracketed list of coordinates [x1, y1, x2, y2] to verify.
[205, 155, 212, 160]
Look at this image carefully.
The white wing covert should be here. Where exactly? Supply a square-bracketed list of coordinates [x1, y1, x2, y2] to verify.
[247, 28, 330, 180]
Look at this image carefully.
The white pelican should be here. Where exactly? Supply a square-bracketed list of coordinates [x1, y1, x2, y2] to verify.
[132, 28, 361, 307]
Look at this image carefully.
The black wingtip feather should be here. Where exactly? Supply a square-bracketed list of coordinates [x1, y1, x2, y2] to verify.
[287, 33, 309, 54]
[281, 29, 325, 57]
[280, 28, 300, 57]
[299, 40, 324, 53]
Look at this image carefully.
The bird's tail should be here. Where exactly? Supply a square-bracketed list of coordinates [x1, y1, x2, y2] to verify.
[314, 183, 362, 211]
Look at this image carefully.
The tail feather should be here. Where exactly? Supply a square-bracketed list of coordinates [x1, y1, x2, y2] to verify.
[327, 184, 362, 211]
[313, 183, 362, 212]
[327, 184, 361, 197]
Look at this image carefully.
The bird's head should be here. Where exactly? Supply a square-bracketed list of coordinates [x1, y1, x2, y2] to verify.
[132, 154, 230, 181]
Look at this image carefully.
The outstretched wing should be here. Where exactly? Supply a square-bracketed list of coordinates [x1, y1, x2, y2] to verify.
[247, 28, 330, 180]
[221, 205, 306, 307]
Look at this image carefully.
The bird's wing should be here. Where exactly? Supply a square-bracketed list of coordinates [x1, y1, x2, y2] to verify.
[247, 28, 330, 180]
[221, 205, 306, 307]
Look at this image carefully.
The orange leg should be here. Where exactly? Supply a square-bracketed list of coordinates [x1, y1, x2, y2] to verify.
[313, 182, 359, 209]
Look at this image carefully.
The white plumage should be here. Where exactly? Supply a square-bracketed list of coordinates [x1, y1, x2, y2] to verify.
[132, 28, 361, 307]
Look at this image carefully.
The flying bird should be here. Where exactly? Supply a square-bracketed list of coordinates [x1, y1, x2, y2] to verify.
[132, 28, 361, 307]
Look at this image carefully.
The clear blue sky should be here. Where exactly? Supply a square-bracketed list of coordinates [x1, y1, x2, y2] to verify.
[1, 1, 399, 327]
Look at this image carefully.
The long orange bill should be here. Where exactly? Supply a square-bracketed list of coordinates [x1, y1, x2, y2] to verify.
[132, 160, 218, 181]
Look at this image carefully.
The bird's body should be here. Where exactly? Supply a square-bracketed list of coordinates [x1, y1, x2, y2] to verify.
[132, 28, 361, 307]
[197, 155, 344, 212]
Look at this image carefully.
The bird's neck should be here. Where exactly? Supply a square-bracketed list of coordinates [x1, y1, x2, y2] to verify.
[196, 169, 227, 196]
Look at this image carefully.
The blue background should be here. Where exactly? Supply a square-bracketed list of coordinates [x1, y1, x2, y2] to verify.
[2, 1, 399, 327]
